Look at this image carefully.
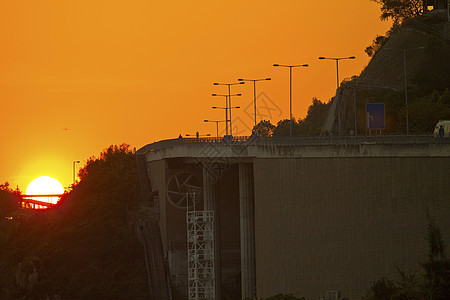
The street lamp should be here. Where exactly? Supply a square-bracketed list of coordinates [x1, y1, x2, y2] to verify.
[384, 47, 424, 135]
[273, 64, 309, 136]
[237, 77, 271, 130]
[318, 56, 356, 135]
[213, 81, 245, 137]
[212, 94, 229, 135]
[212, 104, 241, 132]
[212, 93, 242, 136]
[204, 119, 227, 138]
[73, 160, 80, 184]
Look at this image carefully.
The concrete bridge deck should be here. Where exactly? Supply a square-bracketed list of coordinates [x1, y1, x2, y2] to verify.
[136, 135, 450, 300]
[138, 135, 450, 161]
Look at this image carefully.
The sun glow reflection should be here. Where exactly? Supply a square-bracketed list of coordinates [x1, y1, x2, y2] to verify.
[26, 176, 64, 205]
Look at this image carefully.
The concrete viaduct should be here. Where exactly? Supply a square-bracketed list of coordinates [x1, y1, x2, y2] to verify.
[136, 136, 450, 300]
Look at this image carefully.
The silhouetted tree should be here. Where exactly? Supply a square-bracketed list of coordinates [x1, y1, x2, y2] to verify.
[0, 144, 148, 299]
[0, 182, 21, 216]
[366, 277, 398, 300]
[272, 119, 299, 136]
[271, 98, 330, 137]
[365, 35, 388, 57]
[422, 218, 450, 300]
[252, 120, 275, 137]
[299, 97, 330, 135]
[409, 89, 450, 133]
[371, 0, 423, 29]
[366, 217, 450, 299]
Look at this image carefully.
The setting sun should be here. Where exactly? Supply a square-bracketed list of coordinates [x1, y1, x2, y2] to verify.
[26, 176, 64, 204]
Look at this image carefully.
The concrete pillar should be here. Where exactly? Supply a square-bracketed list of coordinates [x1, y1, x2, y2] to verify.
[203, 165, 221, 300]
[203, 166, 216, 211]
[239, 163, 256, 299]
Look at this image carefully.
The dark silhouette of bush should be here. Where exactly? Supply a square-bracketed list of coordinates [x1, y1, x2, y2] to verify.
[0, 144, 149, 299]
[0, 182, 21, 216]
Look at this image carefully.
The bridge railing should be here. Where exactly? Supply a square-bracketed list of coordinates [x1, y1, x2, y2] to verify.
[137, 134, 448, 155]
[21, 194, 62, 209]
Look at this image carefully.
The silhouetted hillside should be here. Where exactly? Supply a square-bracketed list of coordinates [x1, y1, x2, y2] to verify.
[0, 144, 149, 299]
[326, 11, 450, 135]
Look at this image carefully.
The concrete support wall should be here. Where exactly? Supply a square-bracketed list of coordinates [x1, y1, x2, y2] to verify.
[140, 140, 450, 300]
[254, 157, 450, 299]
[239, 163, 256, 299]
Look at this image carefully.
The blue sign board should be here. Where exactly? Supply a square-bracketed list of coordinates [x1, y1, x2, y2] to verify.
[366, 103, 385, 130]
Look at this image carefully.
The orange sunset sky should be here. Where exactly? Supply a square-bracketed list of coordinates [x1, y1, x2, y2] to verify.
[0, 1, 392, 191]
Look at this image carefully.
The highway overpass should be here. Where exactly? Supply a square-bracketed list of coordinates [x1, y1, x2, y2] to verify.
[136, 135, 450, 299]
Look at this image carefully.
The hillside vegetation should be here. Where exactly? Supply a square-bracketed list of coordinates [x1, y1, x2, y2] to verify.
[268, 10, 450, 136]
[0, 144, 149, 299]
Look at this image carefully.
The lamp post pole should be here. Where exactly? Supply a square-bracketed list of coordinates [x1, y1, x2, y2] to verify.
[273, 64, 309, 136]
[213, 82, 245, 137]
[73, 160, 80, 184]
[212, 94, 229, 135]
[204, 119, 227, 138]
[237, 77, 271, 130]
[212, 93, 241, 136]
[318, 56, 356, 135]
[384, 47, 424, 135]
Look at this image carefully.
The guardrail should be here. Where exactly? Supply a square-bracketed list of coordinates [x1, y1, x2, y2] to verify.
[20, 194, 62, 209]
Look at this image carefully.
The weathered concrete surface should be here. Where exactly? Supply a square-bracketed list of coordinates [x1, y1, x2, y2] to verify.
[254, 156, 450, 299]
[137, 138, 450, 299]
[143, 140, 450, 161]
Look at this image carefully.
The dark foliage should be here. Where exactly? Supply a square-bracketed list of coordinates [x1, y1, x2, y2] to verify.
[365, 35, 388, 57]
[253, 120, 276, 137]
[269, 97, 330, 137]
[365, 218, 450, 299]
[371, 0, 423, 28]
[0, 144, 149, 299]
[0, 182, 21, 216]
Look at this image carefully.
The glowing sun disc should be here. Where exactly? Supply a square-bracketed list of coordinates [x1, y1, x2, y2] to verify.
[26, 176, 64, 204]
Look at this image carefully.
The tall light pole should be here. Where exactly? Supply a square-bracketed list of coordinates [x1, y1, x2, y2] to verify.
[237, 77, 271, 131]
[73, 160, 80, 184]
[384, 47, 424, 135]
[318, 56, 355, 135]
[212, 105, 241, 136]
[273, 64, 309, 136]
[204, 119, 227, 138]
[213, 81, 245, 137]
[212, 94, 229, 136]
[212, 93, 241, 136]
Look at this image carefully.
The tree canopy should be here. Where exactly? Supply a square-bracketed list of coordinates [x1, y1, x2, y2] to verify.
[371, 0, 423, 28]
[0, 144, 148, 299]
[366, 218, 450, 300]
[0, 182, 21, 216]
[252, 97, 330, 137]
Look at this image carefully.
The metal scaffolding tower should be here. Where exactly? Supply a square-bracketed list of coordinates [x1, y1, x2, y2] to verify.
[187, 204, 215, 300]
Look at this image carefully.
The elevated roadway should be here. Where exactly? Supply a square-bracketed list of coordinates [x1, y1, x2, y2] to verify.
[136, 135, 450, 299]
